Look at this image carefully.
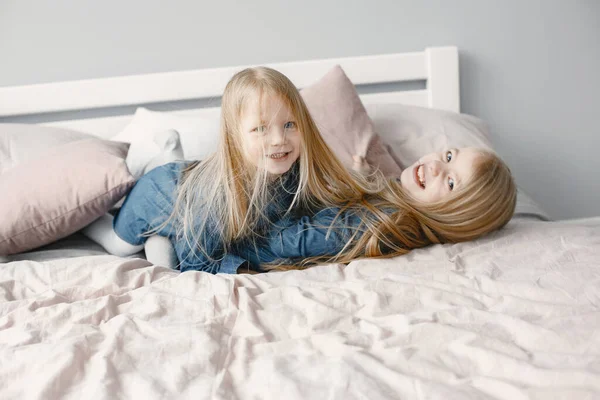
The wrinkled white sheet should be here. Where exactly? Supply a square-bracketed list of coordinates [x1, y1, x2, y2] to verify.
[1, 218, 600, 400]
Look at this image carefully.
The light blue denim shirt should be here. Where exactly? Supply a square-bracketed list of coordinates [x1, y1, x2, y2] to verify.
[234, 207, 364, 269]
[114, 161, 302, 274]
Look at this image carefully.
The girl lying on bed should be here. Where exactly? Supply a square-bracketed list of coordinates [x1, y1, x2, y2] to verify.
[83, 66, 516, 273]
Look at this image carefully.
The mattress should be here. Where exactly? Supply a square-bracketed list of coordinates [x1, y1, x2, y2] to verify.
[1, 217, 599, 399]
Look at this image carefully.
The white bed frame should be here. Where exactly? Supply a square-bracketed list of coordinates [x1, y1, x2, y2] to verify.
[0, 47, 459, 138]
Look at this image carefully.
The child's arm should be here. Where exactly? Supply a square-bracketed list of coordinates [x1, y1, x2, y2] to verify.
[263, 208, 363, 260]
[175, 236, 251, 274]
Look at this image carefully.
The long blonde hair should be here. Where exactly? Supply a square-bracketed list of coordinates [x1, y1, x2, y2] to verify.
[168, 67, 364, 262]
[163, 66, 516, 271]
[266, 149, 517, 271]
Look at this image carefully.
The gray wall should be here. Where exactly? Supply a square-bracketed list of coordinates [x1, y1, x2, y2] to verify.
[1, 0, 599, 219]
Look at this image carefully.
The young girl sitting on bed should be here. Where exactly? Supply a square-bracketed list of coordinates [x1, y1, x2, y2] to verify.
[84, 66, 516, 273]
[84, 66, 362, 272]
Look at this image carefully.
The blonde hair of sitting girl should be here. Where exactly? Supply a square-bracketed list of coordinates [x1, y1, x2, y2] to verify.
[265, 148, 517, 271]
[165, 66, 364, 261]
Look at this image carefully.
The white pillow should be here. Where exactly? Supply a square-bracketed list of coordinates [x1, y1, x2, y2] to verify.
[513, 188, 551, 221]
[365, 103, 550, 220]
[112, 107, 221, 178]
[365, 103, 493, 169]
[1, 123, 93, 173]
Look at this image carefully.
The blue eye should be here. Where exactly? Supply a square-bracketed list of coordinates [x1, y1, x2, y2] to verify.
[252, 125, 266, 133]
[284, 121, 297, 130]
[448, 177, 455, 191]
[446, 151, 453, 162]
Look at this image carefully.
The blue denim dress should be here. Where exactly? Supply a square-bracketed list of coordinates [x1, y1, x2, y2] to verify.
[233, 207, 364, 268]
[113, 161, 339, 273]
[114, 161, 366, 273]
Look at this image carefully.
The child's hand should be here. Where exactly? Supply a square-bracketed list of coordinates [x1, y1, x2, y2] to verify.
[352, 155, 372, 176]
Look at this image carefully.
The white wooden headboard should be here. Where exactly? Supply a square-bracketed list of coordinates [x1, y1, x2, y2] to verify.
[0, 46, 459, 138]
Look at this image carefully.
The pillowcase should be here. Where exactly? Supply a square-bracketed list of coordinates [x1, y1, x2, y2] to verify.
[0, 139, 135, 255]
[364, 103, 550, 220]
[111, 107, 221, 178]
[1, 123, 94, 173]
[364, 103, 494, 169]
[300, 66, 403, 177]
[112, 66, 403, 177]
[513, 188, 551, 221]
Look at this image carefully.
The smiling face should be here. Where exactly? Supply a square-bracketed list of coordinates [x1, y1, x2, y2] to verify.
[399, 147, 483, 204]
[239, 92, 302, 176]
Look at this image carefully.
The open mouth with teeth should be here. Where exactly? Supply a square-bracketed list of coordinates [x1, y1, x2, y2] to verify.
[414, 164, 426, 189]
[267, 151, 291, 160]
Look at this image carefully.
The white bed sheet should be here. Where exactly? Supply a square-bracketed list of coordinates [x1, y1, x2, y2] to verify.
[1, 218, 600, 399]
[0, 232, 145, 264]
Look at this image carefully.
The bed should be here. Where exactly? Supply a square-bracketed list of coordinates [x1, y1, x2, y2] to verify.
[1, 47, 599, 399]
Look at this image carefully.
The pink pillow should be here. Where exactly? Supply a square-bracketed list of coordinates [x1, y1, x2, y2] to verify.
[0, 139, 135, 255]
[300, 65, 402, 177]
[1, 123, 94, 173]
[364, 103, 494, 169]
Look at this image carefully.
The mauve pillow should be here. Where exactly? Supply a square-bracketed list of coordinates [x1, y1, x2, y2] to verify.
[0, 123, 94, 173]
[300, 66, 403, 177]
[0, 139, 135, 255]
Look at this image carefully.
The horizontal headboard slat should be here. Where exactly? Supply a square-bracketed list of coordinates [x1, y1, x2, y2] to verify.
[1, 46, 459, 137]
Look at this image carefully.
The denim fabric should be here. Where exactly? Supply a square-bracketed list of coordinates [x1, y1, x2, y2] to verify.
[114, 162, 185, 245]
[234, 207, 364, 269]
[113, 161, 301, 274]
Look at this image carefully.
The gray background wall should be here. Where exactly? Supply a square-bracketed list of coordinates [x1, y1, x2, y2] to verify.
[1, 0, 599, 219]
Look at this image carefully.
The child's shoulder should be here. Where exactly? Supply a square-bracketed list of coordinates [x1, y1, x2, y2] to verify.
[137, 161, 194, 188]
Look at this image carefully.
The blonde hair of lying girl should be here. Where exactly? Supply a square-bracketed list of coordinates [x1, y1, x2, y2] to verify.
[261, 147, 516, 271]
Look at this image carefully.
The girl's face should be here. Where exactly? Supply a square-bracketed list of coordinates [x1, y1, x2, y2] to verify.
[239, 93, 301, 176]
[399, 147, 482, 204]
